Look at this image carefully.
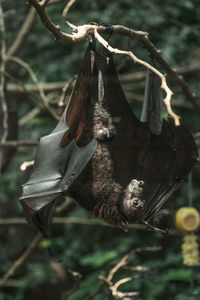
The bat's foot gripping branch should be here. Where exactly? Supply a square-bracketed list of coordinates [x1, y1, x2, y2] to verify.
[141, 219, 168, 235]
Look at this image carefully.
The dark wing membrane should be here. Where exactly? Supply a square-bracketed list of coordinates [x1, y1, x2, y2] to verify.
[94, 50, 198, 222]
[20, 46, 97, 236]
[94, 51, 151, 187]
[140, 121, 176, 210]
[60, 46, 93, 147]
[142, 120, 198, 221]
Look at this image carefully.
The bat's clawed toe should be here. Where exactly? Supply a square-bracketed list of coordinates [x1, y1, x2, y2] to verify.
[119, 220, 129, 232]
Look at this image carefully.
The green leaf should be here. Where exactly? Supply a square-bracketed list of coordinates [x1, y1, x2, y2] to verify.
[162, 268, 192, 282]
[80, 250, 118, 267]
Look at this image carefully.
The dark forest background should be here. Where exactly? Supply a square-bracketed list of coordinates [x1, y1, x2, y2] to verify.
[0, 0, 200, 299]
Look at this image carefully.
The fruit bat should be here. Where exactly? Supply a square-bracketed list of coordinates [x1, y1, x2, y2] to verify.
[20, 44, 199, 236]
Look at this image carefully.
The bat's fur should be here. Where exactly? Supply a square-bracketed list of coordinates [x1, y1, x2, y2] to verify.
[69, 103, 145, 230]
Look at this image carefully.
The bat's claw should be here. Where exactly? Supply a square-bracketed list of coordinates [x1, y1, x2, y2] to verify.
[98, 22, 113, 40]
[141, 219, 169, 235]
[119, 220, 129, 232]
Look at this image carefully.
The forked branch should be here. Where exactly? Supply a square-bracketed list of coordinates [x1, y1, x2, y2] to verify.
[27, 0, 183, 125]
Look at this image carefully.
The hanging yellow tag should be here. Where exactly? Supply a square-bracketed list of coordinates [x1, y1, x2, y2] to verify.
[175, 207, 200, 267]
[176, 207, 200, 233]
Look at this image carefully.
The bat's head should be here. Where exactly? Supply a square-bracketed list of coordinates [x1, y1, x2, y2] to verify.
[120, 179, 145, 223]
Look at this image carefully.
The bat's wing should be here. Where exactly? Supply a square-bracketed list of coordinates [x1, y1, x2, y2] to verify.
[20, 46, 97, 236]
[139, 69, 198, 221]
[141, 120, 198, 221]
[94, 50, 151, 187]
[94, 49, 198, 222]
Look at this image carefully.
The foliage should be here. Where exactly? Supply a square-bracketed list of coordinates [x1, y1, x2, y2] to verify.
[0, 0, 200, 299]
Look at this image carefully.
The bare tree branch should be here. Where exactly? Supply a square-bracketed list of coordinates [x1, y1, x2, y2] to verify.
[100, 246, 162, 300]
[62, 0, 76, 17]
[58, 77, 75, 106]
[18, 107, 41, 126]
[26, 0, 181, 125]
[138, 36, 200, 116]
[0, 233, 42, 288]
[7, 81, 67, 95]
[27, 0, 148, 42]
[6, 79, 196, 111]
[0, 217, 180, 237]
[7, 56, 60, 120]
[83, 282, 105, 300]
[93, 28, 179, 125]
[0, 2, 8, 173]
[0, 140, 37, 147]
[26, 0, 200, 122]
[0, 197, 76, 287]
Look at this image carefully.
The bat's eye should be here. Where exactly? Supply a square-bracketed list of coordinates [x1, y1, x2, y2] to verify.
[139, 181, 144, 188]
[132, 199, 138, 206]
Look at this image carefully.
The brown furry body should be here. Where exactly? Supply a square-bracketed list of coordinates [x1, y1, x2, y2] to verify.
[69, 104, 144, 230]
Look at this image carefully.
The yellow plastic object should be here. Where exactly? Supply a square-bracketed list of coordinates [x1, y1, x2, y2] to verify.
[182, 234, 199, 267]
[176, 207, 200, 233]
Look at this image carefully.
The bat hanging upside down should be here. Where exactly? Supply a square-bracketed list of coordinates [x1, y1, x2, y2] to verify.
[66, 102, 145, 232]
[20, 44, 199, 236]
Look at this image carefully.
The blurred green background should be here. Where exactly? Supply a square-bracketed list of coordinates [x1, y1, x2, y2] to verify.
[1, 0, 200, 299]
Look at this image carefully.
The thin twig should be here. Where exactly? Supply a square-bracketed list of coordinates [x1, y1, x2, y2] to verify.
[5, 79, 196, 111]
[19, 107, 41, 126]
[100, 246, 161, 299]
[55, 197, 73, 213]
[58, 76, 75, 106]
[0, 2, 8, 173]
[107, 252, 132, 283]
[138, 35, 200, 116]
[0, 279, 23, 287]
[0, 140, 37, 147]
[7, 7, 37, 57]
[27, 0, 200, 118]
[20, 160, 34, 171]
[93, 29, 179, 126]
[113, 275, 140, 290]
[83, 282, 105, 300]
[62, 0, 76, 17]
[0, 233, 42, 288]
[7, 56, 60, 120]
[26, 0, 180, 125]
[40, 0, 50, 7]
[27, 0, 147, 42]
[0, 198, 76, 287]
[7, 81, 67, 95]
[0, 217, 180, 236]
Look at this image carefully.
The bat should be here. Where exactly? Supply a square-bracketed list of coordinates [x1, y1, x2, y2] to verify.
[20, 44, 199, 237]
